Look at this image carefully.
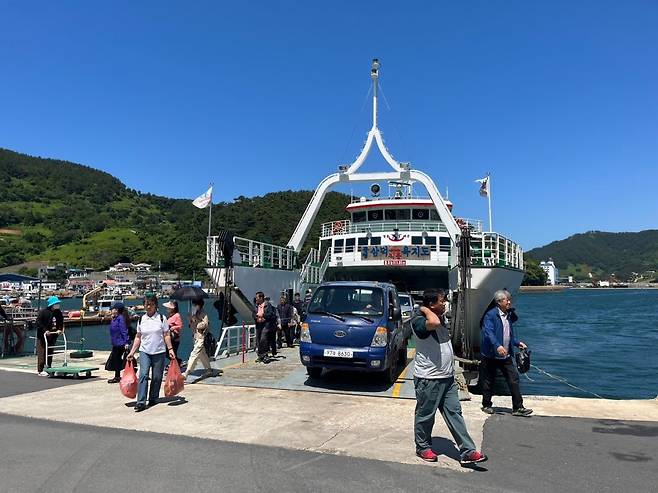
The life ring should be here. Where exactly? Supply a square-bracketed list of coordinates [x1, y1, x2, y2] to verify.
[332, 221, 345, 234]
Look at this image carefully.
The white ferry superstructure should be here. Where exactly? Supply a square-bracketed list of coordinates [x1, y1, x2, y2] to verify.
[207, 59, 524, 363]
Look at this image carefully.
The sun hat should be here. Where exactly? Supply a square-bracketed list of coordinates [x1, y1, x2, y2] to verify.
[163, 301, 176, 309]
[47, 296, 61, 307]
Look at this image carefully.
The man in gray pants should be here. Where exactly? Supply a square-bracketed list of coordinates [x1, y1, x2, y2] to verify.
[412, 289, 487, 465]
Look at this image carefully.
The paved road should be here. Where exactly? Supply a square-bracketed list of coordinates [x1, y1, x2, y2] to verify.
[0, 370, 655, 492]
[0, 369, 89, 398]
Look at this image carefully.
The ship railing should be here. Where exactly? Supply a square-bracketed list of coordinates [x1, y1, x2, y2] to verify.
[207, 235, 297, 270]
[214, 323, 257, 359]
[469, 233, 524, 270]
[300, 248, 322, 284]
[2, 305, 38, 322]
[321, 220, 454, 237]
[454, 218, 483, 233]
[318, 249, 331, 281]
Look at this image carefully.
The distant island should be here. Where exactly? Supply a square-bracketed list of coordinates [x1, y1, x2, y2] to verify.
[525, 230, 658, 284]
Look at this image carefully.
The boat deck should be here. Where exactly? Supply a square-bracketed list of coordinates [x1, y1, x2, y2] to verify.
[203, 345, 418, 400]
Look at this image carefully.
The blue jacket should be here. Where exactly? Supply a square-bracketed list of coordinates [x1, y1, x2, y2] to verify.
[109, 315, 129, 347]
[480, 307, 519, 359]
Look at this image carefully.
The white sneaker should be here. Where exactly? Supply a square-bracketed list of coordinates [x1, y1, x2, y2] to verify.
[38, 371, 49, 377]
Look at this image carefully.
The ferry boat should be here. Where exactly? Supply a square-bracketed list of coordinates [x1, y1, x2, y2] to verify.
[207, 59, 524, 368]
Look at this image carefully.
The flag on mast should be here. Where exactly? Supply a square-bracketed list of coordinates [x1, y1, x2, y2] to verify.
[192, 186, 213, 209]
[475, 175, 489, 197]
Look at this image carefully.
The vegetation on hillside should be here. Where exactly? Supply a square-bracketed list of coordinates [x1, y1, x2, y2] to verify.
[526, 230, 658, 281]
[521, 256, 548, 286]
[0, 148, 349, 276]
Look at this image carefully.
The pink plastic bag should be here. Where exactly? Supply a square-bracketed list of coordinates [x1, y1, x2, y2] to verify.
[120, 359, 138, 399]
[164, 359, 184, 397]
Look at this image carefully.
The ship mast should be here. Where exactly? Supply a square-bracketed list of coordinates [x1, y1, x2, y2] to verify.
[286, 59, 460, 252]
[371, 58, 380, 129]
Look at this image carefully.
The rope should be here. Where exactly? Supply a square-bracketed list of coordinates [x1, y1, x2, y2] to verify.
[530, 363, 603, 399]
[377, 82, 408, 157]
[340, 84, 372, 163]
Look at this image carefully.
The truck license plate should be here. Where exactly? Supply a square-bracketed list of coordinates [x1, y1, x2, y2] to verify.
[323, 349, 353, 358]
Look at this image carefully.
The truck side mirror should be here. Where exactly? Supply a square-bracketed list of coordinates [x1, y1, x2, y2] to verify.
[390, 306, 402, 321]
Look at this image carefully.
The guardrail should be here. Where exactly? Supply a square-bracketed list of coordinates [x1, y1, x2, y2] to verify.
[321, 220, 451, 237]
[214, 323, 258, 359]
[470, 233, 524, 270]
[207, 235, 297, 270]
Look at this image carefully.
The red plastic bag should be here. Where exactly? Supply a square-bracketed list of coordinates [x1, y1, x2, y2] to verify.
[164, 358, 184, 397]
[120, 359, 138, 399]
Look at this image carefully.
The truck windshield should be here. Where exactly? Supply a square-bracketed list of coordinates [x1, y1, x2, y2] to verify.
[308, 286, 385, 317]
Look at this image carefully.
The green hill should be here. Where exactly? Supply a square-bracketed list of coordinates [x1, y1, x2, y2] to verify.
[526, 230, 658, 281]
[0, 148, 349, 275]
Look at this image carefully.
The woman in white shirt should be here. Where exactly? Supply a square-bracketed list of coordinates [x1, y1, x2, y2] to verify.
[127, 294, 176, 412]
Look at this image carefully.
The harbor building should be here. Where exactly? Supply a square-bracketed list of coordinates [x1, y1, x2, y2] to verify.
[540, 259, 559, 285]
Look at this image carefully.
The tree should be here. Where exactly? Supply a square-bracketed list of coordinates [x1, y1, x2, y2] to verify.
[522, 257, 548, 286]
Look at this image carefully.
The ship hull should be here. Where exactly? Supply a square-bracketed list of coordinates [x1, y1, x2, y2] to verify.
[450, 265, 525, 356]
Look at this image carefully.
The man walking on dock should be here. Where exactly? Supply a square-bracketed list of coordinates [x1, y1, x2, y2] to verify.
[480, 290, 532, 417]
[411, 289, 487, 465]
[276, 295, 294, 349]
[253, 291, 277, 363]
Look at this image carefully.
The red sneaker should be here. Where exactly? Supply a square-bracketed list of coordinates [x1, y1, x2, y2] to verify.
[461, 450, 488, 465]
[416, 449, 438, 462]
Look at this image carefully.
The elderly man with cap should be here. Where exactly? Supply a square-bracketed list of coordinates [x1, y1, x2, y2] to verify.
[105, 302, 130, 383]
[36, 296, 64, 376]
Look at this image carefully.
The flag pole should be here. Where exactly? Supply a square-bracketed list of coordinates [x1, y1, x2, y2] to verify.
[487, 173, 493, 232]
[207, 182, 213, 238]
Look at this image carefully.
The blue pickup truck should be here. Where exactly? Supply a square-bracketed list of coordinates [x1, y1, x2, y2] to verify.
[299, 281, 409, 383]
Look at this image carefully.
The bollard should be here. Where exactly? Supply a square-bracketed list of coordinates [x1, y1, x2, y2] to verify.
[241, 322, 246, 363]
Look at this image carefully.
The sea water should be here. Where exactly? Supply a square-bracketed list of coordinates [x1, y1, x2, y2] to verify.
[512, 288, 658, 399]
[20, 289, 658, 399]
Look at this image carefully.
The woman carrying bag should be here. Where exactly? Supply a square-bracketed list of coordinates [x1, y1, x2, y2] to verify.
[106, 302, 130, 383]
[163, 300, 183, 368]
[127, 294, 176, 412]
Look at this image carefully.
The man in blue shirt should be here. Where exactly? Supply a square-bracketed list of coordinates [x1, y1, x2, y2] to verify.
[480, 290, 532, 417]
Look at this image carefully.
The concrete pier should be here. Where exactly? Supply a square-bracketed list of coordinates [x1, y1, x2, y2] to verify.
[1, 349, 657, 491]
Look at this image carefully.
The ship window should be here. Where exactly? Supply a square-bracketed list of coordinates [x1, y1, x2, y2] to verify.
[368, 210, 383, 221]
[439, 236, 451, 252]
[397, 209, 411, 220]
[345, 238, 355, 248]
[412, 209, 429, 220]
[334, 238, 344, 253]
[352, 211, 366, 223]
[425, 236, 437, 246]
[385, 209, 411, 220]
[358, 237, 369, 246]
[429, 209, 440, 221]
[411, 236, 423, 245]
[370, 236, 381, 245]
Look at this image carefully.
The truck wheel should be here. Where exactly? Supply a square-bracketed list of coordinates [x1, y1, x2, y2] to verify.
[307, 367, 323, 379]
[398, 344, 408, 366]
[383, 352, 399, 384]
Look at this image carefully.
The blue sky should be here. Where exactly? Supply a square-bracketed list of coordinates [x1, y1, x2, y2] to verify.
[1, 1, 657, 249]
